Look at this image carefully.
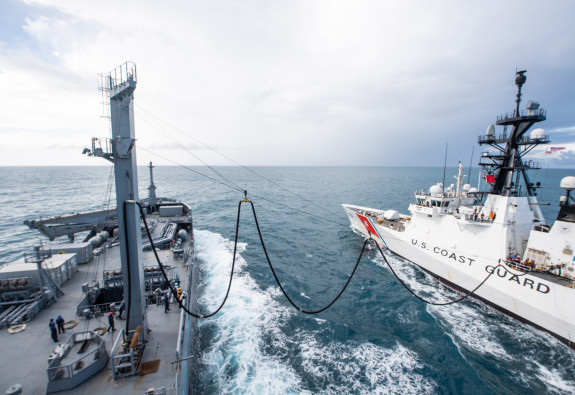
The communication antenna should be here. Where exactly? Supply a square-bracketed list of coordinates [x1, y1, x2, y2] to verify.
[442, 143, 448, 196]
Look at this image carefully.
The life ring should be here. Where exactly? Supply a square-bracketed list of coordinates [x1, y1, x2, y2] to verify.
[63, 320, 78, 330]
[7, 324, 27, 334]
[92, 327, 106, 336]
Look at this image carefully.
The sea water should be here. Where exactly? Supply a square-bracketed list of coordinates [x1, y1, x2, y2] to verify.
[1, 165, 574, 394]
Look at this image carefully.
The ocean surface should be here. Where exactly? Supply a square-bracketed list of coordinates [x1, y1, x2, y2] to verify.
[1, 165, 575, 394]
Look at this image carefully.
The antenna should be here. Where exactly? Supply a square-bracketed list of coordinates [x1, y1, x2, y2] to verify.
[442, 143, 448, 196]
[467, 145, 474, 181]
[515, 69, 527, 115]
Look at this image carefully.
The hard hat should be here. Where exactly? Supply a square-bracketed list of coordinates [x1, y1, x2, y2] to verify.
[109, 312, 113, 315]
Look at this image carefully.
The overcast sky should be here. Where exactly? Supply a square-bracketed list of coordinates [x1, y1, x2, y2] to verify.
[1, 0, 575, 168]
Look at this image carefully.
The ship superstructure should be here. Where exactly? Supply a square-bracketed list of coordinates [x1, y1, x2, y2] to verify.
[343, 71, 575, 347]
[0, 62, 197, 394]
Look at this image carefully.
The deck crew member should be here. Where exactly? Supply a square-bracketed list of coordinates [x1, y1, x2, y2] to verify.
[164, 292, 171, 313]
[117, 300, 125, 319]
[56, 315, 65, 334]
[179, 291, 187, 308]
[49, 319, 58, 343]
[106, 312, 115, 332]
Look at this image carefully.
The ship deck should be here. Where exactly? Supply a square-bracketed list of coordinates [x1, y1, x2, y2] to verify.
[0, 215, 195, 394]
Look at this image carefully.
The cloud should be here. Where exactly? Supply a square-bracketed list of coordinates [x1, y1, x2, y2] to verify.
[1, 1, 575, 167]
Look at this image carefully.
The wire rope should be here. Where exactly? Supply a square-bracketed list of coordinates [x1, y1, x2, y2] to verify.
[135, 104, 344, 219]
[136, 145, 349, 228]
[137, 146, 244, 193]
[372, 241, 506, 305]
[136, 110, 245, 192]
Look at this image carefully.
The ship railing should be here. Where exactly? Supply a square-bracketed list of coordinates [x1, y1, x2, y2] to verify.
[504, 259, 533, 272]
[478, 133, 508, 143]
[76, 299, 120, 319]
[521, 160, 541, 170]
[111, 325, 144, 380]
[90, 137, 113, 158]
[496, 108, 546, 121]
[99, 62, 137, 93]
[24, 248, 52, 263]
[46, 331, 108, 393]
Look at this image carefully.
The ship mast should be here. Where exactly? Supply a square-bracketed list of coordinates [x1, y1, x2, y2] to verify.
[89, 62, 147, 338]
[478, 71, 549, 202]
[148, 161, 157, 211]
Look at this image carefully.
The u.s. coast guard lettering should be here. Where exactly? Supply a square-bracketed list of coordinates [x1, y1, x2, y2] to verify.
[411, 239, 475, 266]
[486, 265, 550, 294]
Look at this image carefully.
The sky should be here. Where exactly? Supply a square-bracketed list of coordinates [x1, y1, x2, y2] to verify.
[1, 0, 575, 168]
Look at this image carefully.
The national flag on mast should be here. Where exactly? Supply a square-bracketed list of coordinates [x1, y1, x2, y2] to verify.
[485, 174, 496, 184]
[545, 146, 566, 154]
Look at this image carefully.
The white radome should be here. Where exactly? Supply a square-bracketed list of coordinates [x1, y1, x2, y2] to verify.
[530, 128, 546, 139]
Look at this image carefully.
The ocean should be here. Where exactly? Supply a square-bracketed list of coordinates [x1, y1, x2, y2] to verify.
[1, 165, 574, 394]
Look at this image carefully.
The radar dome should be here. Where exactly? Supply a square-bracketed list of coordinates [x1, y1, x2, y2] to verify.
[469, 187, 478, 193]
[486, 124, 495, 137]
[429, 184, 443, 196]
[177, 229, 188, 241]
[530, 128, 546, 139]
[463, 184, 471, 191]
[560, 176, 575, 191]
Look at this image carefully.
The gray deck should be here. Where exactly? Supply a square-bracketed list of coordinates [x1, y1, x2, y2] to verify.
[0, 236, 193, 394]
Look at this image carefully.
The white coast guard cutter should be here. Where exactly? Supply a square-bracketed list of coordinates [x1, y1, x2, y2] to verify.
[343, 71, 575, 348]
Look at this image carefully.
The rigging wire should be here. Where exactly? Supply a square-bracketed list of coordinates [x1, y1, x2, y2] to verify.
[136, 145, 349, 228]
[135, 104, 344, 219]
[135, 110, 245, 193]
[82, 164, 115, 332]
[246, 198, 366, 314]
[134, 199, 365, 317]
[135, 200, 238, 318]
[137, 146, 244, 193]
[249, 193, 349, 228]
[125, 194, 520, 321]
[370, 241, 525, 305]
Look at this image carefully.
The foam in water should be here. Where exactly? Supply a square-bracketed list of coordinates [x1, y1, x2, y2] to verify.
[194, 230, 303, 393]
[532, 361, 575, 393]
[372, 251, 575, 393]
[297, 333, 437, 394]
[194, 230, 438, 393]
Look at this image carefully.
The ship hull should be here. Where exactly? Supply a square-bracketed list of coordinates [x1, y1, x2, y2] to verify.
[343, 204, 575, 348]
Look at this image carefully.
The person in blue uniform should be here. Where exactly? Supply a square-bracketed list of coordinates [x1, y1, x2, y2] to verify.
[164, 292, 170, 313]
[106, 312, 115, 332]
[56, 315, 65, 333]
[49, 318, 58, 342]
[117, 300, 125, 319]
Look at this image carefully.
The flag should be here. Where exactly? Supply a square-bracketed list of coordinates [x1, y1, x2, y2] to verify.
[545, 146, 566, 154]
[486, 174, 496, 184]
